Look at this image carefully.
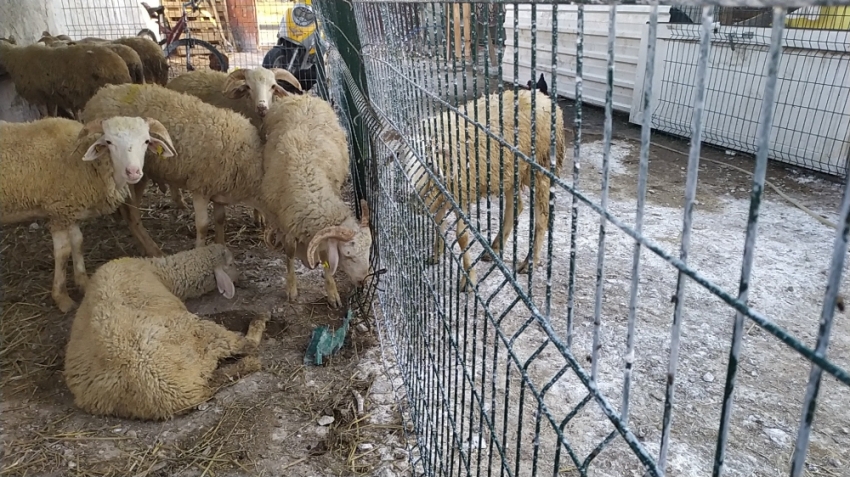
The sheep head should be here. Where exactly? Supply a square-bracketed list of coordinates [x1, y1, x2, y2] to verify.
[307, 200, 373, 286]
[75, 116, 177, 188]
[221, 67, 302, 118]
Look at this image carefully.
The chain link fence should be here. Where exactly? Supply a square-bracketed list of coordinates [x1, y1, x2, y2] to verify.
[316, 1, 850, 476]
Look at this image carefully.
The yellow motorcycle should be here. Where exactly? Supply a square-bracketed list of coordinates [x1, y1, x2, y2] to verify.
[262, 0, 326, 93]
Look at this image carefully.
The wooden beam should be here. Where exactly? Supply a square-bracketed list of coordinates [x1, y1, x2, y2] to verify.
[446, 3, 472, 62]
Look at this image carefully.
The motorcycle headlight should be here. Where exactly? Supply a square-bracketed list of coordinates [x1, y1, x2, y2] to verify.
[292, 6, 316, 27]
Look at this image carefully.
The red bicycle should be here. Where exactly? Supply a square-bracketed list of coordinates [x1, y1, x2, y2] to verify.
[138, 0, 229, 72]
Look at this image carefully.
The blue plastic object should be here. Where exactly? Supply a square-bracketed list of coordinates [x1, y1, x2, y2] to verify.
[304, 308, 353, 366]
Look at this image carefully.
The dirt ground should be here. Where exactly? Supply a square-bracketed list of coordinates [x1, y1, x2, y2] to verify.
[0, 182, 409, 476]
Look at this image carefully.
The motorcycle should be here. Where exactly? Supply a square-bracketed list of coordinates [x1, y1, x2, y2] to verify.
[262, 0, 327, 94]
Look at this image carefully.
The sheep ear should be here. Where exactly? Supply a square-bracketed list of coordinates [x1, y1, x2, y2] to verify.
[271, 68, 302, 93]
[214, 267, 235, 299]
[326, 240, 340, 274]
[82, 137, 108, 161]
[144, 118, 177, 157]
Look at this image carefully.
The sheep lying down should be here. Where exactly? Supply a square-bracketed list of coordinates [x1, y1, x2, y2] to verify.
[63, 244, 268, 421]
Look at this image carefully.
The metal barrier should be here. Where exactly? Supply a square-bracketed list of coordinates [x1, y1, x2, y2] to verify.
[316, 1, 850, 476]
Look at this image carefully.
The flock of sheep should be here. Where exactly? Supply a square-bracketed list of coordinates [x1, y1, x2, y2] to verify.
[0, 33, 372, 420]
[0, 31, 564, 421]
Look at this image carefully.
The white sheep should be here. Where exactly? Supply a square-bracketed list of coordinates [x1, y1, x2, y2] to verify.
[79, 83, 299, 258]
[260, 94, 373, 308]
[0, 116, 176, 312]
[383, 89, 567, 290]
[167, 67, 302, 128]
[163, 67, 302, 217]
[63, 244, 268, 421]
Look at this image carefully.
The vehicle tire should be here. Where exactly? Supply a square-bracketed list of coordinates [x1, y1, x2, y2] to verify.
[136, 29, 158, 43]
[164, 38, 229, 72]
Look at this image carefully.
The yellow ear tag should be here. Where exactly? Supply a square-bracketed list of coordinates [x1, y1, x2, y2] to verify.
[322, 261, 330, 269]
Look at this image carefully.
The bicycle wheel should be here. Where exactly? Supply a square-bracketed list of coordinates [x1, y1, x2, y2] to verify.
[164, 38, 229, 74]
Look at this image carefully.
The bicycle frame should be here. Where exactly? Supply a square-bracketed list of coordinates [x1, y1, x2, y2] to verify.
[153, 0, 199, 46]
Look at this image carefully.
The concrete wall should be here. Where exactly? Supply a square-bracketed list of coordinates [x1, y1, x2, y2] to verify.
[0, 0, 63, 122]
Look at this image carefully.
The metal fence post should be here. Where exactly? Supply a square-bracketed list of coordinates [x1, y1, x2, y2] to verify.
[318, 0, 371, 203]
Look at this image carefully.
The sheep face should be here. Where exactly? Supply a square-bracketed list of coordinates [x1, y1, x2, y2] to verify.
[222, 67, 303, 118]
[307, 200, 373, 287]
[78, 117, 177, 188]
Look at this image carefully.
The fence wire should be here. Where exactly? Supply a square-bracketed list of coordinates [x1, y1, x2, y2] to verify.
[650, 4, 850, 177]
[315, 1, 850, 477]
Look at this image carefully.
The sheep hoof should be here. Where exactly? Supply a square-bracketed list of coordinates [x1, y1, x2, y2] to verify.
[458, 277, 475, 293]
[480, 250, 498, 262]
[286, 285, 298, 303]
[326, 292, 343, 309]
[74, 274, 89, 293]
[54, 295, 77, 313]
[425, 255, 440, 266]
[516, 259, 531, 275]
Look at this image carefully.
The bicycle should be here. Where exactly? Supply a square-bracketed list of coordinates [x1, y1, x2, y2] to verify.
[138, 0, 229, 73]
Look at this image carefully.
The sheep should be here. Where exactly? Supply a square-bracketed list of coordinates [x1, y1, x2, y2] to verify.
[164, 67, 303, 219]
[383, 88, 567, 291]
[110, 37, 169, 86]
[260, 94, 373, 308]
[167, 67, 303, 128]
[42, 31, 169, 86]
[0, 116, 177, 312]
[80, 82, 302, 259]
[39, 33, 146, 85]
[63, 244, 268, 421]
[0, 37, 132, 119]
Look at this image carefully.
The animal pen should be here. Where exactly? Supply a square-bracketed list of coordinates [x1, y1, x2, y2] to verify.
[0, 0, 849, 476]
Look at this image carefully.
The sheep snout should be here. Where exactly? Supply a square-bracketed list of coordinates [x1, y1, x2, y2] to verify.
[256, 102, 268, 117]
[125, 166, 143, 184]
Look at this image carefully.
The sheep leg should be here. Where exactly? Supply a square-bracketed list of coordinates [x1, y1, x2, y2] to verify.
[517, 174, 550, 275]
[213, 202, 227, 245]
[427, 202, 450, 265]
[322, 251, 343, 309]
[456, 217, 477, 292]
[206, 314, 268, 389]
[121, 180, 165, 257]
[68, 223, 88, 292]
[199, 313, 268, 362]
[252, 209, 266, 227]
[192, 195, 212, 249]
[481, 190, 523, 262]
[208, 356, 262, 390]
[283, 242, 299, 302]
[169, 185, 188, 210]
[49, 228, 76, 313]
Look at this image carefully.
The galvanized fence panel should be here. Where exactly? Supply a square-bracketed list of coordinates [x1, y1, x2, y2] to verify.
[633, 5, 850, 177]
[315, 1, 850, 476]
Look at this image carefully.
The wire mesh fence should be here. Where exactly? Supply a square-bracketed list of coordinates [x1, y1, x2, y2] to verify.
[643, 4, 850, 177]
[315, 1, 850, 476]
